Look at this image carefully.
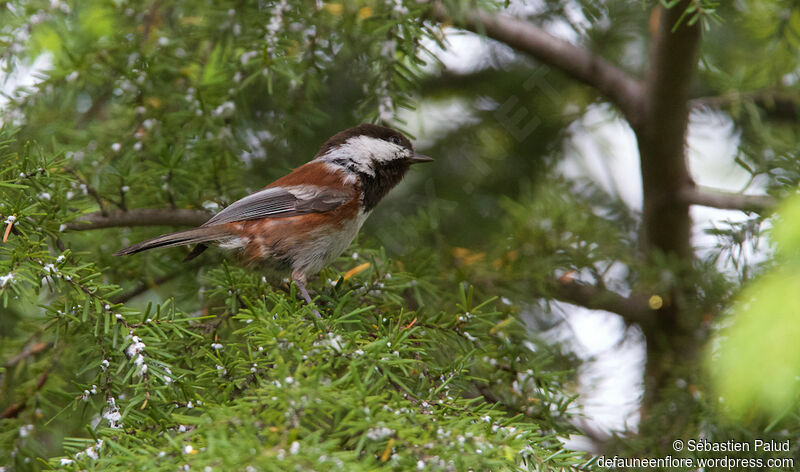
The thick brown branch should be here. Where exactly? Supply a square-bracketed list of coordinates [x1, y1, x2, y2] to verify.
[634, 4, 706, 424]
[552, 280, 651, 324]
[679, 186, 777, 212]
[637, 3, 701, 260]
[66, 208, 210, 231]
[431, 3, 643, 124]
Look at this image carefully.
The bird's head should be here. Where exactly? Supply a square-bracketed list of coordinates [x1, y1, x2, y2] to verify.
[315, 123, 432, 177]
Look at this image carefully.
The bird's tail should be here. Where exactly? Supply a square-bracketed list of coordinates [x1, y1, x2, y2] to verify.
[114, 226, 231, 256]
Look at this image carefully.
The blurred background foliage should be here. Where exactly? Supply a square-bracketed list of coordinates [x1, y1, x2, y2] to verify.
[1, 0, 799, 470]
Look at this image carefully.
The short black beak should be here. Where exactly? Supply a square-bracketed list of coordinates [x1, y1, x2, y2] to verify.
[409, 152, 433, 164]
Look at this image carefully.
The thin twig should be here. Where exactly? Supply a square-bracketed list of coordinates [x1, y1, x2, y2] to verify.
[64, 168, 111, 216]
[1, 351, 61, 419]
[110, 271, 185, 304]
[693, 90, 800, 122]
[65, 208, 210, 231]
[5, 342, 53, 368]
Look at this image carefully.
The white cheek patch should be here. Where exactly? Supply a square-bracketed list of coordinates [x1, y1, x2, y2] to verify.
[320, 135, 407, 175]
[347, 135, 405, 163]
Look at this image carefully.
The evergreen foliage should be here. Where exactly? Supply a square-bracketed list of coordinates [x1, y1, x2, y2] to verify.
[1, 1, 588, 470]
[2, 0, 800, 471]
[0, 142, 584, 469]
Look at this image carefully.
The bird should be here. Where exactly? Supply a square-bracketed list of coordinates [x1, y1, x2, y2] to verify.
[114, 123, 432, 317]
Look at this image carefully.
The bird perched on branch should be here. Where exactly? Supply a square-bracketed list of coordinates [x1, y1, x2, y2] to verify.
[114, 124, 432, 316]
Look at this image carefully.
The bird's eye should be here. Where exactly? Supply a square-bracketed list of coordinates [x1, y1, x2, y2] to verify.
[389, 135, 401, 145]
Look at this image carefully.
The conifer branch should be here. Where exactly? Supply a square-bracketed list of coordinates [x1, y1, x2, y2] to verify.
[637, 2, 701, 260]
[64, 168, 111, 216]
[552, 280, 651, 324]
[679, 186, 778, 212]
[110, 271, 184, 304]
[65, 209, 210, 231]
[430, 2, 644, 124]
[4, 341, 52, 368]
[1, 353, 60, 419]
[693, 90, 800, 122]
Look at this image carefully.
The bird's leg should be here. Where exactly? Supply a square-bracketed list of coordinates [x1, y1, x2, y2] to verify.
[292, 270, 322, 319]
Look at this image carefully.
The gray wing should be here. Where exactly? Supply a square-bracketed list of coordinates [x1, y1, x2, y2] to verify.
[202, 186, 352, 227]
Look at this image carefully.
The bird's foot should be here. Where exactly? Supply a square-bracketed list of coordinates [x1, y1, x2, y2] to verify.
[293, 273, 322, 319]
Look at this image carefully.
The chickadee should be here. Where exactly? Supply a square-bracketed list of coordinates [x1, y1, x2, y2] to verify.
[115, 124, 432, 316]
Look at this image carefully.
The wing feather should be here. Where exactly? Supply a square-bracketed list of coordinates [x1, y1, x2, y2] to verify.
[202, 186, 351, 227]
